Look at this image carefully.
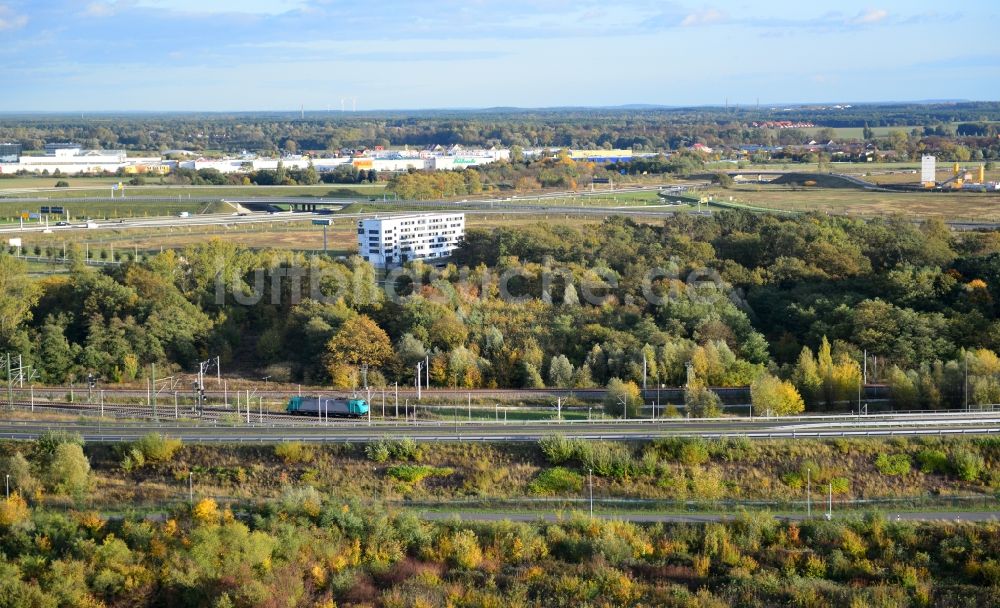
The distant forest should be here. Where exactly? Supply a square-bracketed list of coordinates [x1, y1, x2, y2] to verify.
[1, 102, 999, 155]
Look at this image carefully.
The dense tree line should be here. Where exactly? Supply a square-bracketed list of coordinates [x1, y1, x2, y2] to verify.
[2, 103, 999, 156]
[0, 211, 997, 410]
[3, 430, 1000, 606]
[2, 480, 1000, 606]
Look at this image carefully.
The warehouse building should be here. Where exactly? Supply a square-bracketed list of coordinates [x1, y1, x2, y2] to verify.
[357, 212, 465, 268]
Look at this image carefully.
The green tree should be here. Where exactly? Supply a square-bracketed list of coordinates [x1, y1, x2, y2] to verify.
[548, 354, 574, 388]
[36, 320, 76, 383]
[303, 159, 319, 185]
[396, 333, 427, 368]
[793, 346, 823, 408]
[685, 384, 722, 418]
[604, 378, 641, 418]
[887, 366, 919, 408]
[0, 255, 41, 347]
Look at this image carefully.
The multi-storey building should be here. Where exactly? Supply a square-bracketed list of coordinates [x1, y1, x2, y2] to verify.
[357, 213, 465, 268]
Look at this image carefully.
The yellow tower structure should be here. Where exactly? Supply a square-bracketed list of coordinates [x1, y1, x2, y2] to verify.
[979, 164, 986, 185]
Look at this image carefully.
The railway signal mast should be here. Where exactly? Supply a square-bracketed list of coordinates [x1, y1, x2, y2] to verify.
[194, 356, 221, 412]
[4, 354, 36, 411]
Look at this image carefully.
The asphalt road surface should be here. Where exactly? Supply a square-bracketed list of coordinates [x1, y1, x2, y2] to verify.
[418, 510, 1000, 524]
[1, 410, 997, 443]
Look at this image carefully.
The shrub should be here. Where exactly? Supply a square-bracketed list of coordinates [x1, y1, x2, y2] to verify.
[0, 493, 30, 528]
[529, 467, 584, 496]
[192, 498, 219, 524]
[275, 441, 314, 464]
[875, 453, 911, 476]
[830, 477, 850, 495]
[710, 437, 756, 462]
[539, 435, 578, 464]
[365, 440, 391, 463]
[446, 529, 483, 569]
[280, 486, 323, 517]
[35, 431, 84, 465]
[391, 437, 421, 461]
[48, 443, 91, 497]
[578, 442, 635, 479]
[803, 554, 827, 578]
[915, 449, 949, 474]
[781, 471, 804, 490]
[135, 433, 182, 463]
[120, 447, 145, 472]
[689, 467, 725, 499]
[679, 439, 711, 466]
[652, 437, 712, 465]
[4, 452, 39, 497]
[950, 449, 984, 482]
[366, 437, 421, 463]
[386, 465, 453, 484]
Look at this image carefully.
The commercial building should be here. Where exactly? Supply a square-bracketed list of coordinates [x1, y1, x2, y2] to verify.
[357, 213, 465, 268]
[0, 143, 21, 163]
[0, 144, 162, 175]
[0, 142, 509, 176]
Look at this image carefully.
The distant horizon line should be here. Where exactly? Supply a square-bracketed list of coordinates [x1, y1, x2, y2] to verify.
[0, 99, 989, 115]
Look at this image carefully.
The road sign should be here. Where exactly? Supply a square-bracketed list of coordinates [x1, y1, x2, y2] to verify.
[40, 206, 50, 214]
[592, 177, 611, 184]
[312, 219, 334, 226]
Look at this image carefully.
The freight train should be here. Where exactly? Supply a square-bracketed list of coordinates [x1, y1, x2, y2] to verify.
[285, 396, 369, 418]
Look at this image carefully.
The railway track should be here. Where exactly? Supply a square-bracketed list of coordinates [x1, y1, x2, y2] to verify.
[3, 383, 892, 404]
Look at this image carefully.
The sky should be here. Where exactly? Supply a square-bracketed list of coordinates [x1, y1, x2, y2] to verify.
[2, 0, 998, 111]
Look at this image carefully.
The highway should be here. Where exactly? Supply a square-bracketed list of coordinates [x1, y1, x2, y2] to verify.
[419, 510, 999, 524]
[0, 210, 339, 235]
[3, 180, 1000, 235]
[1, 408, 998, 443]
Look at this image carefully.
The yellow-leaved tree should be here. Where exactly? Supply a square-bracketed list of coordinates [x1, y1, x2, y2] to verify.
[324, 314, 393, 389]
[750, 373, 805, 416]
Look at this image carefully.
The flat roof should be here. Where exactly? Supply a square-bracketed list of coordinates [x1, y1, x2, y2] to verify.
[361, 212, 465, 222]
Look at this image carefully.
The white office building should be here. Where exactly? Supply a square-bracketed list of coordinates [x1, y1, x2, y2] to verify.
[357, 213, 465, 268]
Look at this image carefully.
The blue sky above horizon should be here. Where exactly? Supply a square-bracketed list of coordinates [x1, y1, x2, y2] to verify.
[2, 0, 998, 111]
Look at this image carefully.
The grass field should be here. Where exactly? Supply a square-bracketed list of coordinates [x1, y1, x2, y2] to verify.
[0, 199, 230, 222]
[0, 176, 125, 189]
[0, 180, 386, 200]
[708, 184, 1000, 221]
[6, 213, 627, 265]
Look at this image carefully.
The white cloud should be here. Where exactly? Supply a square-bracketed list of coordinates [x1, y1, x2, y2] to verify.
[0, 4, 27, 30]
[84, 2, 116, 17]
[133, 0, 307, 15]
[83, 1, 142, 17]
[680, 8, 727, 27]
[848, 8, 889, 25]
